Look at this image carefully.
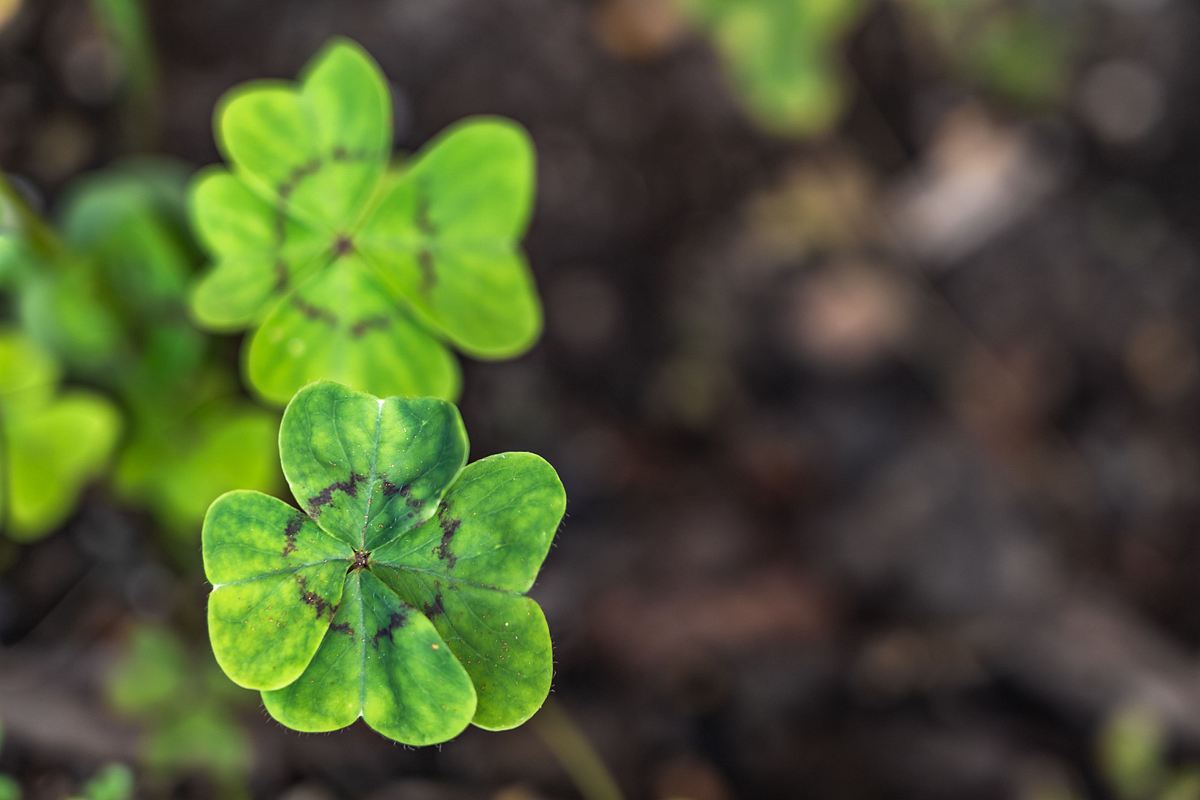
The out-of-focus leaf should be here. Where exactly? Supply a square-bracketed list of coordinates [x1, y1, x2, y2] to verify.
[106, 626, 253, 786]
[144, 707, 250, 784]
[74, 763, 134, 800]
[114, 394, 281, 544]
[190, 39, 542, 405]
[17, 160, 203, 389]
[0, 331, 120, 541]
[106, 627, 187, 717]
[89, 0, 156, 96]
[680, 0, 866, 136]
[1, 162, 283, 542]
[905, 0, 1074, 106]
[1097, 706, 1167, 800]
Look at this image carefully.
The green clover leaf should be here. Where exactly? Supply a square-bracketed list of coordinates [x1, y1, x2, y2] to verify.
[202, 381, 565, 744]
[190, 38, 542, 406]
[0, 330, 120, 540]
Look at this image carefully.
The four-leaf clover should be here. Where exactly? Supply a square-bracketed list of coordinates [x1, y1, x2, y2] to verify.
[190, 39, 542, 405]
[203, 381, 565, 744]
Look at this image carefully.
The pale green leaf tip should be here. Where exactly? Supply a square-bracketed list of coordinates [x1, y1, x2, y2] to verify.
[300, 36, 382, 83]
[212, 78, 296, 164]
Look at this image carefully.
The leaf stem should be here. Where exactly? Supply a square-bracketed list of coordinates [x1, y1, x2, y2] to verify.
[89, 0, 162, 149]
[530, 701, 624, 800]
[0, 173, 66, 262]
[0, 406, 8, 539]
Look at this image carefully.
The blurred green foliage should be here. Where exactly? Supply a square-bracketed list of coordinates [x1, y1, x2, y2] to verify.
[89, 0, 156, 98]
[0, 162, 280, 549]
[678, 0, 1077, 138]
[106, 626, 251, 793]
[0, 720, 131, 799]
[89, 0, 160, 147]
[679, 0, 866, 137]
[69, 764, 134, 800]
[1097, 706, 1200, 800]
[905, 0, 1075, 106]
[0, 331, 119, 541]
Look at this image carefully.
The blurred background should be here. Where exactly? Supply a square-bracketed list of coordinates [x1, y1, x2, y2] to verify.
[1, 0, 1199, 797]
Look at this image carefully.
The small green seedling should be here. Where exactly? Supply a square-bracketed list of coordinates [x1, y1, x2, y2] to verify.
[0, 331, 119, 540]
[0, 722, 131, 800]
[106, 626, 251, 793]
[1096, 706, 1200, 800]
[191, 39, 542, 405]
[202, 381, 565, 745]
[906, 0, 1074, 106]
[68, 764, 134, 800]
[680, 0, 865, 136]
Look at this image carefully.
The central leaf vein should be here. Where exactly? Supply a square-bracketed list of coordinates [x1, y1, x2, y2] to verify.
[359, 398, 386, 548]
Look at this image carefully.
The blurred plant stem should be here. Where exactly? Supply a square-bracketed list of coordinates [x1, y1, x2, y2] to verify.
[90, 0, 160, 150]
[0, 406, 8, 540]
[0, 173, 65, 261]
[531, 701, 624, 800]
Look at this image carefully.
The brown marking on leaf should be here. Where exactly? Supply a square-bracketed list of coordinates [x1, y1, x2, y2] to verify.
[305, 472, 364, 517]
[281, 515, 305, 557]
[422, 593, 445, 618]
[414, 183, 435, 235]
[349, 315, 390, 338]
[291, 296, 338, 325]
[296, 575, 336, 620]
[435, 507, 461, 568]
[332, 235, 354, 258]
[272, 260, 290, 294]
[379, 480, 423, 511]
[329, 621, 355, 636]
[277, 159, 320, 201]
[279, 159, 323, 199]
[372, 611, 407, 648]
[412, 180, 439, 292]
[331, 146, 374, 162]
[417, 248, 436, 293]
[272, 157, 327, 243]
[402, 485, 421, 510]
